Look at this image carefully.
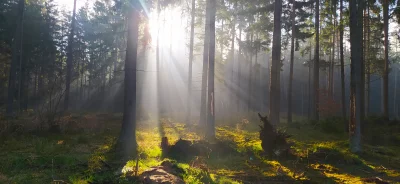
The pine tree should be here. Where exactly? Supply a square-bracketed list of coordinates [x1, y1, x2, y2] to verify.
[349, 0, 363, 153]
[206, 0, 216, 139]
[269, 0, 283, 125]
[117, 1, 140, 158]
[63, 0, 78, 111]
[186, 0, 195, 124]
[6, 0, 25, 116]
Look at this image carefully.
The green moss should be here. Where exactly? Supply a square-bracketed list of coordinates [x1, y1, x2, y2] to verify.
[1, 114, 400, 184]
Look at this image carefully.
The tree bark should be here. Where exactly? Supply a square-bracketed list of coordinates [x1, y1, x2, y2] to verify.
[220, 20, 224, 61]
[237, 27, 242, 111]
[117, 7, 139, 158]
[6, 0, 25, 116]
[365, 4, 370, 116]
[349, 0, 363, 153]
[288, 1, 295, 124]
[207, 0, 216, 139]
[330, 8, 336, 98]
[200, 0, 211, 127]
[156, 2, 161, 115]
[313, 0, 320, 121]
[269, 0, 282, 126]
[230, 3, 236, 112]
[394, 67, 398, 118]
[383, 0, 389, 118]
[340, 0, 347, 129]
[248, 32, 253, 112]
[64, 0, 77, 111]
[17, 11, 25, 112]
[308, 39, 312, 119]
[186, 0, 195, 124]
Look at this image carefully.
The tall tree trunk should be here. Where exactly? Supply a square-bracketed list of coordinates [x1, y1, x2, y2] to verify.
[313, 0, 320, 121]
[349, 0, 363, 153]
[64, 0, 77, 111]
[156, 3, 161, 114]
[230, 6, 236, 112]
[255, 45, 260, 111]
[394, 67, 398, 118]
[200, 0, 211, 127]
[34, 68, 38, 103]
[360, 7, 366, 120]
[340, 0, 347, 129]
[111, 49, 117, 83]
[6, 0, 25, 116]
[308, 39, 312, 119]
[365, 4, 370, 116]
[77, 50, 81, 103]
[328, 37, 333, 96]
[220, 20, 224, 61]
[38, 67, 43, 96]
[22, 69, 28, 111]
[330, 8, 336, 98]
[269, 0, 282, 125]
[169, 9, 173, 54]
[288, 1, 295, 124]
[117, 7, 139, 158]
[186, 0, 195, 124]
[207, 0, 216, 139]
[383, 0, 389, 118]
[237, 27, 242, 111]
[17, 18, 25, 113]
[80, 54, 84, 102]
[248, 32, 253, 112]
[18, 56, 25, 112]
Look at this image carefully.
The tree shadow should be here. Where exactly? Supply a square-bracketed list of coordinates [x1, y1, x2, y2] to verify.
[286, 145, 398, 183]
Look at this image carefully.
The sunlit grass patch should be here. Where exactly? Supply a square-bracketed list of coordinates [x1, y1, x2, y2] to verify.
[216, 126, 261, 154]
[136, 128, 162, 158]
[1, 114, 400, 184]
[323, 172, 362, 183]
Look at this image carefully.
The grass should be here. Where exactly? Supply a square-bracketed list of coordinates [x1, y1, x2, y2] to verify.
[0, 113, 400, 183]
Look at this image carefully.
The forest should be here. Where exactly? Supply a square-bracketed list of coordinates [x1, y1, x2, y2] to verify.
[1, 0, 400, 183]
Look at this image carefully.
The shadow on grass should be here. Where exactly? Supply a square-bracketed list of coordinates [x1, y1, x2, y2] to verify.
[289, 144, 396, 184]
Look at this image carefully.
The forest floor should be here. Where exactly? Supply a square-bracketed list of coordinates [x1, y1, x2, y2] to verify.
[0, 113, 400, 184]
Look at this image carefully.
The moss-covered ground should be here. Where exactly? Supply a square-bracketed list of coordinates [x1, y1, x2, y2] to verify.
[0, 113, 399, 183]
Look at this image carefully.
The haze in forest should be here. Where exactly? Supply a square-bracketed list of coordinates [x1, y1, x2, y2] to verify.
[0, 0, 400, 183]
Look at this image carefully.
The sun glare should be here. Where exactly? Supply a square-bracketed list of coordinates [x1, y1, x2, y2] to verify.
[148, 7, 188, 48]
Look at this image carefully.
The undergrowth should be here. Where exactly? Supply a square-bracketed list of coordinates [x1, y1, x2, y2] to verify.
[0, 113, 399, 183]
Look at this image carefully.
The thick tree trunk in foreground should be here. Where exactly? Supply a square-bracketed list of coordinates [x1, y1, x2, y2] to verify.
[287, 1, 295, 124]
[349, 0, 363, 153]
[6, 0, 25, 116]
[186, 0, 195, 124]
[117, 8, 139, 158]
[313, 0, 320, 121]
[200, 0, 211, 127]
[64, 0, 77, 111]
[382, 0, 389, 118]
[206, 0, 216, 139]
[269, 0, 282, 126]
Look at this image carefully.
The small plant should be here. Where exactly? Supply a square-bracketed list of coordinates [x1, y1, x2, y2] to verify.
[236, 118, 249, 131]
